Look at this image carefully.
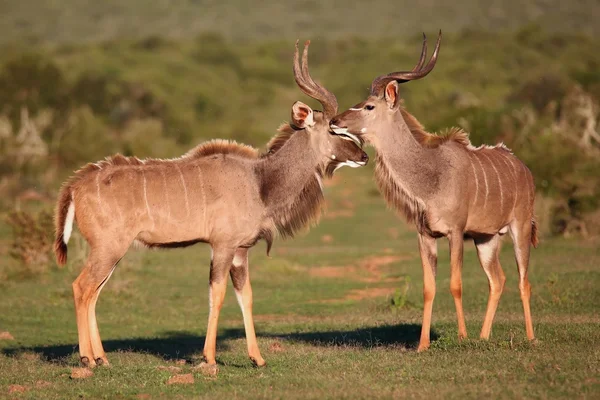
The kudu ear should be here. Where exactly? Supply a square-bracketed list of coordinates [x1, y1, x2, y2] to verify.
[384, 81, 400, 109]
[291, 101, 315, 129]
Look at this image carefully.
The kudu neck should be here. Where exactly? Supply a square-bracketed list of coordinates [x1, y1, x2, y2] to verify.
[375, 110, 442, 200]
[257, 130, 323, 210]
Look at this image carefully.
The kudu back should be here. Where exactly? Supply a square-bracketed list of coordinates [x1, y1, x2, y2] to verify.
[330, 32, 537, 351]
[54, 40, 367, 369]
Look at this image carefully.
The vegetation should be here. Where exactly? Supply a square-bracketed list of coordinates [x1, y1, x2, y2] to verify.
[1, 28, 599, 238]
[0, 167, 598, 398]
[0, 4, 598, 397]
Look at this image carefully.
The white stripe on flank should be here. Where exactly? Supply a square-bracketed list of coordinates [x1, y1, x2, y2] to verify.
[497, 152, 518, 213]
[142, 171, 155, 227]
[63, 201, 75, 244]
[473, 153, 489, 210]
[176, 165, 190, 217]
[482, 152, 503, 211]
[196, 165, 207, 226]
[349, 108, 362, 111]
[160, 169, 171, 219]
[467, 153, 479, 207]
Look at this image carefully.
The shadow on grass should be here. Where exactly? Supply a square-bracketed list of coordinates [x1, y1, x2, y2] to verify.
[1, 324, 434, 365]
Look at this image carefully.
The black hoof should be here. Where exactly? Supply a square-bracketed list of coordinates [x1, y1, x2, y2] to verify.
[250, 357, 266, 368]
[95, 358, 104, 366]
[80, 356, 90, 366]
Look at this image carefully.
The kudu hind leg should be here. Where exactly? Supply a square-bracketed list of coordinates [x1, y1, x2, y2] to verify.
[417, 233, 437, 352]
[474, 234, 505, 339]
[74, 246, 128, 367]
[230, 248, 265, 367]
[449, 233, 468, 340]
[203, 246, 235, 365]
[510, 220, 535, 340]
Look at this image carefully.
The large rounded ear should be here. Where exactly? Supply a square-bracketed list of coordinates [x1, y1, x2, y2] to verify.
[384, 81, 399, 109]
[291, 101, 315, 128]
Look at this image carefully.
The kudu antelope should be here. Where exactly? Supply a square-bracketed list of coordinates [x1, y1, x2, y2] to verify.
[330, 32, 538, 351]
[53, 40, 367, 369]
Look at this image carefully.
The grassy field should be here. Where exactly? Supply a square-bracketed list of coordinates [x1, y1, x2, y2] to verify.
[0, 161, 599, 399]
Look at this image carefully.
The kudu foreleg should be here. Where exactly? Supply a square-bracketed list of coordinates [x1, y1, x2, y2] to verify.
[230, 248, 265, 367]
[474, 234, 505, 339]
[449, 233, 468, 340]
[417, 233, 437, 352]
[203, 246, 235, 365]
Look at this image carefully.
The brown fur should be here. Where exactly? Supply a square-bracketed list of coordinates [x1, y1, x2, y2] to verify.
[400, 107, 471, 148]
[331, 74, 539, 350]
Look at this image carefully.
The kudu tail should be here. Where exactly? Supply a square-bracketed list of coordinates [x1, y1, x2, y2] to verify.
[54, 185, 75, 266]
[531, 218, 539, 248]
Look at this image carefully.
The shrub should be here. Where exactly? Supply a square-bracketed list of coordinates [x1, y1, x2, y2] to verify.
[6, 209, 55, 274]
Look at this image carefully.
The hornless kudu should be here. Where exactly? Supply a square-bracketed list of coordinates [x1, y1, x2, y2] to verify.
[53, 40, 368, 369]
[330, 32, 538, 351]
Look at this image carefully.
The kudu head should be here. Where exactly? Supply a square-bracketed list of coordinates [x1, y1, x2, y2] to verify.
[291, 40, 368, 175]
[330, 32, 442, 146]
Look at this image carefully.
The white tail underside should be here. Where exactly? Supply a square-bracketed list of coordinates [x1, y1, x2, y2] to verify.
[63, 201, 75, 244]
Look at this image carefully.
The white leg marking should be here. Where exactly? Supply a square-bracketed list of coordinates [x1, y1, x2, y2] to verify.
[176, 164, 190, 218]
[473, 153, 489, 210]
[467, 153, 479, 207]
[235, 290, 246, 319]
[63, 201, 75, 244]
[142, 171, 155, 228]
[208, 285, 213, 312]
[232, 253, 245, 268]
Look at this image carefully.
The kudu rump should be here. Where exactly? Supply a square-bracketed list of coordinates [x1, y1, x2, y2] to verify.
[54, 41, 367, 368]
[331, 32, 538, 351]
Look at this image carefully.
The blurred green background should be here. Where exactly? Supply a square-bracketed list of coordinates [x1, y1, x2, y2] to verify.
[1, 0, 599, 237]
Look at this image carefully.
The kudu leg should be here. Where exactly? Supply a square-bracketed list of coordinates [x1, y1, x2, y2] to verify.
[87, 260, 121, 366]
[230, 248, 265, 367]
[510, 220, 535, 340]
[474, 234, 505, 339]
[203, 246, 235, 365]
[449, 233, 468, 340]
[72, 267, 94, 367]
[417, 233, 437, 352]
[72, 248, 124, 367]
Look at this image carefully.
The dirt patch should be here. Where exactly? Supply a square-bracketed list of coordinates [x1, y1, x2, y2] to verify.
[309, 265, 356, 279]
[8, 385, 29, 394]
[269, 340, 285, 353]
[321, 234, 334, 243]
[167, 373, 194, 385]
[319, 287, 396, 303]
[174, 359, 187, 365]
[136, 395, 151, 399]
[191, 363, 218, 377]
[387, 227, 399, 239]
[0, 331, 14, 340]
[359, 255, 408, 283]
[309, 254, 410, 283]
[70, 367, 93, 379]
[35, 380, 52, 389]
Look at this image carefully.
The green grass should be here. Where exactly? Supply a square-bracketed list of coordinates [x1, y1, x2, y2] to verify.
[1, 164, 599, 399]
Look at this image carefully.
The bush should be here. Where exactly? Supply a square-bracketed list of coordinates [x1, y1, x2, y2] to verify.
[6, 209, 55, 274]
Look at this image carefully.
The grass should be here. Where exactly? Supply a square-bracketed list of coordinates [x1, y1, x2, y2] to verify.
[1, 163, 599, 399]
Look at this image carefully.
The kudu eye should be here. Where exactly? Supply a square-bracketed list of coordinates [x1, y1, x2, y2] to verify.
[365, 105, 375, 110]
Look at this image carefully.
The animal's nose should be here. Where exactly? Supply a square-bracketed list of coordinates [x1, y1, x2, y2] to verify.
[361, 152, 369, 163]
